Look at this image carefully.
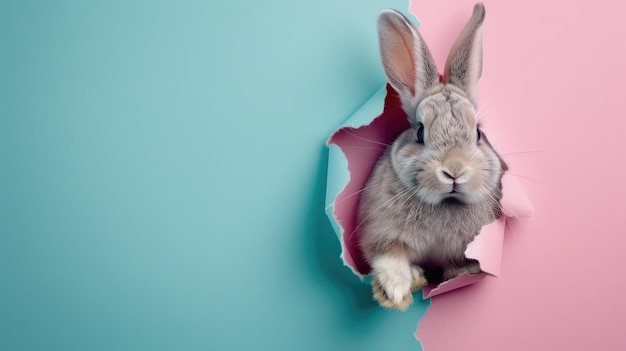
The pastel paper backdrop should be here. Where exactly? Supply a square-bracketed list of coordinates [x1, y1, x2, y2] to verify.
[1, 1, 625, 351]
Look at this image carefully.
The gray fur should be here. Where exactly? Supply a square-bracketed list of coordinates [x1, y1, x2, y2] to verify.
[361, 3, 504, 309]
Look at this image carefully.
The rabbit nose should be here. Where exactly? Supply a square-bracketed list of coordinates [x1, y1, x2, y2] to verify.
[436, 165, 471, 185]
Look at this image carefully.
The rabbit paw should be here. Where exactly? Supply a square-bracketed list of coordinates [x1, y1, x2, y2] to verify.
[372, 276, 413, 311]
[371, 271, 413, 311]
[443, 259, 482, 280]
[410, 266, 428, 292]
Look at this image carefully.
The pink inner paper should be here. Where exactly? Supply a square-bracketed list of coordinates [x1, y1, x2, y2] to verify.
[422, 273, 486, 298]
[328, 85, 409, 275]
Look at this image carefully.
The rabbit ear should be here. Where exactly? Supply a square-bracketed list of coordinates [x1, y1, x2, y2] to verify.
[378, 10, 439, 118]
[443, 3, 486, 105]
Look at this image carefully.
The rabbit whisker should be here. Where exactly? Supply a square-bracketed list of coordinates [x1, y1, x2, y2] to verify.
[400, 188, 419, 239]
[504, 218, 521, 252]
[500, 150, 561, 157]
[348, 186, 413, 241]
[341, 129, 392, 147]
[340, 146, 387, 150]
[334, 184, 379, 206]
[505, 172, 557, 193]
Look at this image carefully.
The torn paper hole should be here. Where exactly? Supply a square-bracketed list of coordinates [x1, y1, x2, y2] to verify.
[325, 84, 534, 299]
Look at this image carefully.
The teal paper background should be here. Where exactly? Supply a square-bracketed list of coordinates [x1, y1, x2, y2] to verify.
[0, 1, 429, 350]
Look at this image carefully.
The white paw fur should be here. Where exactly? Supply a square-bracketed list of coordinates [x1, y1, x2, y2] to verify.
[372, 255, 413, 304]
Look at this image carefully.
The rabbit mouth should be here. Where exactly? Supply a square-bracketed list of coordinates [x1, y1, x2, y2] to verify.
[441, 191, 467, 204]
[448, 183, 461, 194]
[440, 196, 465, 206]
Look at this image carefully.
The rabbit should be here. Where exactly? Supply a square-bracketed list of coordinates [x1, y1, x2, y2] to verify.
[358, 3, 507, 311]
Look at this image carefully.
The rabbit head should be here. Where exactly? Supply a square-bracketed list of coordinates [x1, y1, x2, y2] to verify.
[378, 3, 505, 206]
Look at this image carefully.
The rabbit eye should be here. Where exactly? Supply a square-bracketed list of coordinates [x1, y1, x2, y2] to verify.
[416, 124, 425, 144]
[476, 128, 482, 143]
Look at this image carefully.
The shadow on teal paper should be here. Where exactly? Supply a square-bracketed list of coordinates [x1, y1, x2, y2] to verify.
[0, 1, 428, 350]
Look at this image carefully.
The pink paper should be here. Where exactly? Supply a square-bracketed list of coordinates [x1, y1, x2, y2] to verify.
[411, 0, 626, 350]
